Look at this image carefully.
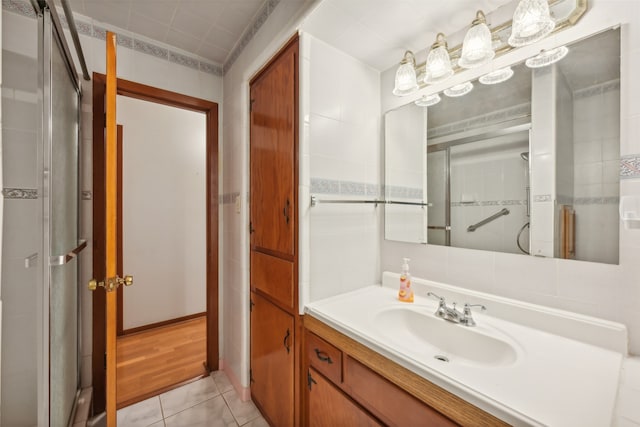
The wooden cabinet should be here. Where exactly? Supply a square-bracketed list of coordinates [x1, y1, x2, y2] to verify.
[303, 317, 510, 427]
[249, 35, 300, 427]
[307, 368, 381, 427]
[250, 35, 297, 259]
[250, 292, 294, 426]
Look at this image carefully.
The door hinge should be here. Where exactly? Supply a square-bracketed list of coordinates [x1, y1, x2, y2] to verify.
[250, 98, 255, 112]
[250, 369, 255, 384]
[104, 352, 107, 369]
[249, 221, 255, 234]
[250, 298, 255, 312]
[307, 370, 317, 391]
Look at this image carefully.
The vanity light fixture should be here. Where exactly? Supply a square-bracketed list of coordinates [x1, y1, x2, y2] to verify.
[508, 0, 556, 47]
[479, 66, 514, 84]
[444, 81, 473, 97]
[459, 11, 495, 69]
[525, 45, 569, 68]
[393, 50, 419, 96]
[414, 93, 441, 107]
[424, 33, 454, 84]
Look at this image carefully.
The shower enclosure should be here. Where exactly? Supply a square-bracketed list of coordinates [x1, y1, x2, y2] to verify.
[1, 4, 84, 426]
[426, 123, 531, 255]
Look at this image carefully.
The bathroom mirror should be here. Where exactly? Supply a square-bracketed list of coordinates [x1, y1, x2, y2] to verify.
[384, 28, 621, 265]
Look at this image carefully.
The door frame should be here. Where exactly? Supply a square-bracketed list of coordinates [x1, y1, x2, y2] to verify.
[91, 73, 219, 413]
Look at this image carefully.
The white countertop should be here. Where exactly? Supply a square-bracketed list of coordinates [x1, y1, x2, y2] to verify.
[305, 283, 624, 427]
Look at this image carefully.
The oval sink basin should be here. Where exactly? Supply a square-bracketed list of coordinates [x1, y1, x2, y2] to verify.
[374, 307, 518, 367]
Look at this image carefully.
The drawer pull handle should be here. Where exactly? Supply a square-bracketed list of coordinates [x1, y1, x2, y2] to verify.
[314, 348, 333, 364]
[283, 329, 291, 354]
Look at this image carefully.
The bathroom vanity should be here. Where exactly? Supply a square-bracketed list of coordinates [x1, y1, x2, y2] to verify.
[303, 273, 626, 426]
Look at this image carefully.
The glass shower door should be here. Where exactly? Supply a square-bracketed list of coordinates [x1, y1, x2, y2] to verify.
[42, 9, 82, 426]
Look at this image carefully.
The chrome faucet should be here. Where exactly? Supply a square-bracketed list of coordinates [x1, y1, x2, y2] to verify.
[427, 292, 486, 327]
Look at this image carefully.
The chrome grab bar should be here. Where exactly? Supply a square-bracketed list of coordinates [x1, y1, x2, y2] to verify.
[50, 239, 87, 266]
[310, 195, 432, 208]
[467, 208, 509, 232]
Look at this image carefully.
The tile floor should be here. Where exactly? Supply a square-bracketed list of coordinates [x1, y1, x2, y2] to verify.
[117, 371, 267, 427]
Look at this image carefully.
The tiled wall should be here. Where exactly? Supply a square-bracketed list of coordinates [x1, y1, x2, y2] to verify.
[301, 34, 381, 304]
[1, 3, 223, 395]
[573, 80, 620, 264]
[1, 11, 39, 425]
[220, 0, 312, 394]
[380, 0, 640, 355]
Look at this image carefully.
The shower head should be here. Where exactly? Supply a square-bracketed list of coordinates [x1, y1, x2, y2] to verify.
[520, 152, 529, 161]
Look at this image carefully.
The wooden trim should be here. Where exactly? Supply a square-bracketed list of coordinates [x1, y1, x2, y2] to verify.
[120, 312, 207, 336]
[304, 316, 510, 427]
[105, 31, 118, 426]
[116, 125, 123, 336]
[91, 72, 219, 415]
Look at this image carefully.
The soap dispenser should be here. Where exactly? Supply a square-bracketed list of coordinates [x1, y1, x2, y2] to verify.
[398, 258, 414, 303]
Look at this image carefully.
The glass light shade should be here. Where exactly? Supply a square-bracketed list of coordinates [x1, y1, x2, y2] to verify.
[414, 93, 441, 107]
[525, 46, 569, 68]
[508, 0, 555, 47]
[459, 12, 495, 69]
[424, 34, 454, 84]
[479, 67, 514, 84]
[393, 52, 419, 96]
[444, 82, 473, 97]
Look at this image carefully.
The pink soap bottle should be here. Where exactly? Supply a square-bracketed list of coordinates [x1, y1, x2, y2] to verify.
[398, 258, 414, 303]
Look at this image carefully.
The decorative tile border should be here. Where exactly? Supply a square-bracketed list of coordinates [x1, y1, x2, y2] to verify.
[221, 192, 240, 205]
[311, 178, 381, 197]
[534, 194, 552, 202]
[2, 188, 38, 199]
[3, 0, 224, 76]
[621, 155, 640, 180]
[574, 79, 620, 100]
[574, 196, 619, 205]
[224, 0, 281, 73]
[451, 200, 526, 207]
[2, 0, 36, 18]
[428, 102, 530, 139]
[385, 185, 423, 199]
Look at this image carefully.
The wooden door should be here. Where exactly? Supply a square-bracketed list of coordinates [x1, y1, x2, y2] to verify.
[250, 292, 294, 426]
[250, 40, 298, 258]
[307, 368, 381, 427]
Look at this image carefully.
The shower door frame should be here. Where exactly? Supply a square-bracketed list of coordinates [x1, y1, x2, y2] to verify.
[427, 118, 531, 249]
[37, 5, 83, 426]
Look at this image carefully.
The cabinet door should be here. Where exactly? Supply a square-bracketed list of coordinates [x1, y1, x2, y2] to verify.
[249, 39, 297, 258]
[308, 368, 381, 427]
[250, 292, 294, 426]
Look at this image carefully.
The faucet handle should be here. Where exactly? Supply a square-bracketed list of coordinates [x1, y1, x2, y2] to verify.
[464, 303, 487, 313]
[462, 303, 486, 327]
[427, 292, 445, 304]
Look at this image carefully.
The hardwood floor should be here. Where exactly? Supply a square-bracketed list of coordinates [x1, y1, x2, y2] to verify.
[116, 316, 207, 408]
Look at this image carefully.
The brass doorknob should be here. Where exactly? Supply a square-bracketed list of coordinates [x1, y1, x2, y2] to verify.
[88, 279, 98, 291]
[124, 275, 133, 286]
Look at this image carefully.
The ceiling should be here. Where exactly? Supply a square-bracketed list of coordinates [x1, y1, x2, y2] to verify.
[66, 0, 268, 65]
[301, 0, 515, 71]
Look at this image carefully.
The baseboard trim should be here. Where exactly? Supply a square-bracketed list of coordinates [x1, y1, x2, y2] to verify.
[120, 312, 206, 336]
[219, 359, 251, 402]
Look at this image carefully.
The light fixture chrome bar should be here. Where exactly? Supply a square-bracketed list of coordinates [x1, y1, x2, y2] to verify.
[310, 195, 380, 207]
[50, 239, 87, 266]
[467, 208, 509, 232]
[58, 0, 90, 80]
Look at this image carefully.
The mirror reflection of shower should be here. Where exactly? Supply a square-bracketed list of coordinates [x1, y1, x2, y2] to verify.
[518, 150, 530, 254]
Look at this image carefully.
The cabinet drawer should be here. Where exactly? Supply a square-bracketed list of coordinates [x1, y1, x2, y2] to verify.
[344, 356, 459, 427]
[306, 332, 342, 385]
[250, 250, 294, 310]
